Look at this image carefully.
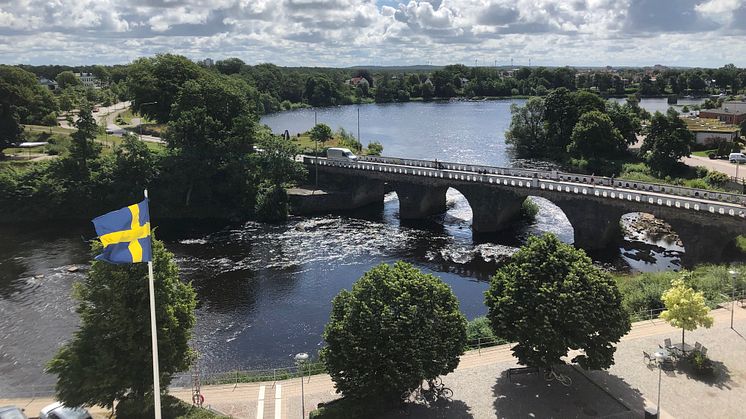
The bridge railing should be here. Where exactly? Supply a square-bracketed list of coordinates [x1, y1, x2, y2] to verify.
[303, 156, 746, 219]
[357, 155, 746, 206]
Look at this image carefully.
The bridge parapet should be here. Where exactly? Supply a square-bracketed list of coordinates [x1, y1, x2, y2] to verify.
[358, 155, 746, 206]
[303, 156, 746, 219]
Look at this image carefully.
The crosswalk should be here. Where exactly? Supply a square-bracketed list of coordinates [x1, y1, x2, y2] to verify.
[255, 384, 282, 419]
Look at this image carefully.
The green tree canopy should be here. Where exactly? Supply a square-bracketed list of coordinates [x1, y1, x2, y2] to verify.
[56, 71, 81, 89]
[485, 234, 631, 370]
[567, 110, 626, 161]
[47, 236, 197, 411]
[641, 109, 694, 175]
[660, 276, 714, 349]
[321, 261, 467, 402]
[309, 123, 333, 144]
[0, 65, 59, 150]
[127, 54, 205, 123]
[505, 97, 547, 157]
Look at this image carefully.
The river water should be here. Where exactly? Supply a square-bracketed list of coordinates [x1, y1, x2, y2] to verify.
[0, 98, 705, 391]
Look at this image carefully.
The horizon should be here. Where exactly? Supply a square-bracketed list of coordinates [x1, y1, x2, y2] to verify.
[1, 0, 746, 68]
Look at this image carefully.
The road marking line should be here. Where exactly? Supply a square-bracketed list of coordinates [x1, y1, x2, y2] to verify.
[257, 385, 265, 419]
[275, 384, 282, 419]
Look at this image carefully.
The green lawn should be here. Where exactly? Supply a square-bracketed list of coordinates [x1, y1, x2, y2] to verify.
[117, 108, 154, 126]
[24, 124, 74, 135]
[692, 149, 717, 157]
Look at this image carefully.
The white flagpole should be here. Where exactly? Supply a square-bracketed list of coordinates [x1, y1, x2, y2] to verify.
[144, 189, 162, 419]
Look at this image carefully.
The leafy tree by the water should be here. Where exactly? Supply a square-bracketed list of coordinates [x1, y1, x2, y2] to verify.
[567, 110, 625, 161]
[505, 97, 547, 157]
[660, 276, 714, 349]
[485, 234, 631, 370]
[47, 237, 197, 412]
[309, 123, 333, 144]
[321, 261, 467, 402]
[641, 109, 694, 175]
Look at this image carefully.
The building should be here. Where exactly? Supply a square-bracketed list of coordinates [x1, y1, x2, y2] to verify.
[74, 72, 99, 88]
[204, 58, 214, 66]
[683, 117, 740, 145]
[38, 77, 58, 90]
[698, 102, 746, 125]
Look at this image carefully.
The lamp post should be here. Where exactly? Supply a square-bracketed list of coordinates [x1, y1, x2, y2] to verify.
[314, 112, 318, 192]
[656, 363, 662, 418]
[729, 269, 738, 330]
[294, 352, 309, 419]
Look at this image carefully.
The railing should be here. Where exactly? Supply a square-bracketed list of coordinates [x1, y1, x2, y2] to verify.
[358, 155, 746, 205]
[304, 156, 746, 218]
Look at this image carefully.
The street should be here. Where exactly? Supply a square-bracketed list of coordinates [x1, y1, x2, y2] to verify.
[681, 154, 746, 181]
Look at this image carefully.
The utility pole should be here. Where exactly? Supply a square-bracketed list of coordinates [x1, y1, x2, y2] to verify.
[357, 107, 361, 153]
[314, 111, 318, 192]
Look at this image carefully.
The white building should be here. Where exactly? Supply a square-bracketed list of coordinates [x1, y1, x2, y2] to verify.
[74, 72, 99, 88]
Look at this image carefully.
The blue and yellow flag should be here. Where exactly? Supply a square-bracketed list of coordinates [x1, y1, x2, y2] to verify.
[92, 199, 152, 264]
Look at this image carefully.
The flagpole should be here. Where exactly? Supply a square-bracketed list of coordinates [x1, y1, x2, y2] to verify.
[144, 189, 162, 419]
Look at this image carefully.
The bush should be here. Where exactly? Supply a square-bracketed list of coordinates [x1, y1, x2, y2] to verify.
[365, 141, 383, 156]
[705, 171, 729, 187]
[255, 183, 289, 223]
[521, 197, 539, 220]
[686, 349, 713, 376]
[683, 178, 710, 189]
[467, 316, 497, 342]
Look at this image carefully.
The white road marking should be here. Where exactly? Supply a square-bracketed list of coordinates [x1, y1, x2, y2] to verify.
[257, 385, 265, 419]
[275, 384, 282, 419]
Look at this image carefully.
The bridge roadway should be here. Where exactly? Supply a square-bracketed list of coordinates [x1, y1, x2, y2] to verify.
[301, 155, 746, 266]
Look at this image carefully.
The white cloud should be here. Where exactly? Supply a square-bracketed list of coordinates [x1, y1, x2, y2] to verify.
[0, 0, 743, 66]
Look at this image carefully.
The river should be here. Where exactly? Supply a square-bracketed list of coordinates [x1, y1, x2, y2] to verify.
[0, 98, 705, 391]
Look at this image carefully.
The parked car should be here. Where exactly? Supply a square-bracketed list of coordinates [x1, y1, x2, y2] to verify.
[327, 147, 358, 161]
[0, 406, 27, 419]
[729, 152, 746, 163]
[105, 128, 114, 134]
[39, 402, 91, 419]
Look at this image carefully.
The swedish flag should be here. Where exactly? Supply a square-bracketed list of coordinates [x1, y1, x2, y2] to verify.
[92, 199, 152, 264]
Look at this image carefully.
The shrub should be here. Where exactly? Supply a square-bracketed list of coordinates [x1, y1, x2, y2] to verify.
[255, 183, 289, 223]
[467, 316, 498, 342]
[686, 349, 713, 376]
[705, 171, 729, 187]
[520, 197, 539, 220]
[365, 141, 383, 156]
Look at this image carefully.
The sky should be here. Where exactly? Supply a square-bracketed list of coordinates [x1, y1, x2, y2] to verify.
[1, 0, 745, 68]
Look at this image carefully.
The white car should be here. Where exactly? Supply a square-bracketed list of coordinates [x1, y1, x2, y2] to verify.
[39, 402, 91, 419]
[0, 406, 27, 419]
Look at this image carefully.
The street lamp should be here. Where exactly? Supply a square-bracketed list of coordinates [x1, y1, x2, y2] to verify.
[656, 363, 662, 418]
[729, 269, 738, 330]
[294, 352, 309, 419]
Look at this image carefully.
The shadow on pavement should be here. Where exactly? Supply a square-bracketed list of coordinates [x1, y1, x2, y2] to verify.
[383, 399, 474, 418]
[493, 364, 646, 418]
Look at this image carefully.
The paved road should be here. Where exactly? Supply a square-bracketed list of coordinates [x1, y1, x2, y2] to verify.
[682, 154, 746, 182]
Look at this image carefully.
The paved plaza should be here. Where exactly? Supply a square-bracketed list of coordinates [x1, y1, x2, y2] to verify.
[3, 305, 745, 418]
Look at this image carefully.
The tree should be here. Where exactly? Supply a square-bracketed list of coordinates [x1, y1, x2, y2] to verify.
[606, 101, 642, 146]
[1, 65, 59, 150]
[485, 234, 631, 370]
[505, 97, 547, 157]
[309, 123, 333, 145]
[321, 261, 467, 402]
[567, 110, 626, 161]
[641, 109, 694, 175]
[56, 71, 80, 89]
[69, 105, 101, 175]
[660, 277, 714, 349]
[47, 237, 197, 412]
[127, 54, 205, 123]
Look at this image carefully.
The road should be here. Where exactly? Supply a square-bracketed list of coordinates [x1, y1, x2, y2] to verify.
[58, 101, 164, 144]
[682, 154, 746, 182]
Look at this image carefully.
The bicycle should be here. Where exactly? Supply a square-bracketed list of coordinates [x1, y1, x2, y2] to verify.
[544, 368, 572, 387]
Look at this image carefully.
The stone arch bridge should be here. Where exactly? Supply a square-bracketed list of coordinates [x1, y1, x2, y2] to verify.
[299, 155, 746, 265]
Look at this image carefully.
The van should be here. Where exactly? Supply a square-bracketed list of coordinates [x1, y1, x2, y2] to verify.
[327, 147, 358, 161]
[729, 153, 746, 163]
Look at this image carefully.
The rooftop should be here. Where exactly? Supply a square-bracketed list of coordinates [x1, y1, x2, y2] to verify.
[682, 117, 740, 133]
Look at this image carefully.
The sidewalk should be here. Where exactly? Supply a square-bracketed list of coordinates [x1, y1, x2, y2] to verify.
[4, 306, 744, 418]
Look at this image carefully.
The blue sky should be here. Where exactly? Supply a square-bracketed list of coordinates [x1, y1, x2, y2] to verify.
[0, 0, 745, 67]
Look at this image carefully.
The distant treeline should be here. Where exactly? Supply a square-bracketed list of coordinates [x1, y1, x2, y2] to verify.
[14, 60, 746, 115]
